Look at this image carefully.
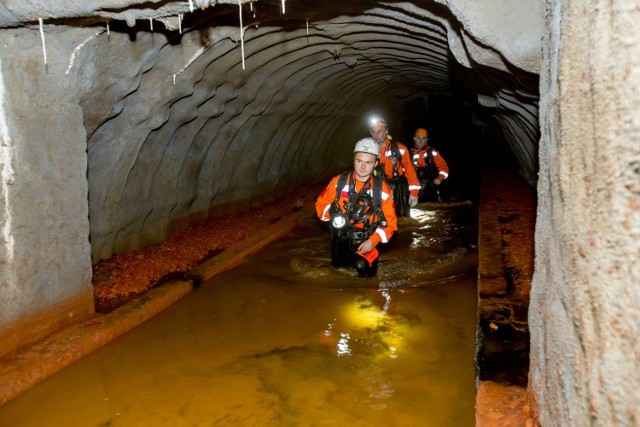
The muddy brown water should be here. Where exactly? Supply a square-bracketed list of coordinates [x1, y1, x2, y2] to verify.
[0, 203, 478, 426]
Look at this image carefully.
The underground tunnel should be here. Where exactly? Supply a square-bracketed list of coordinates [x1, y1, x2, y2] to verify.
[0, 1, 639, 426]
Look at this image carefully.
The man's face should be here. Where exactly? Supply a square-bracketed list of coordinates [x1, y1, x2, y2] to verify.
[353, 152, 378, 181]
[369, 124, 387, 144]
[414, 135, 428, 149]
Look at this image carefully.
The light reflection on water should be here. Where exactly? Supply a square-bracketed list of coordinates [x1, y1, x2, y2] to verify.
[0, 203, 478, 427]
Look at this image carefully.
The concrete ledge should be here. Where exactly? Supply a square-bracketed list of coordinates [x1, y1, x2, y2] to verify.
[476, 381, 533, 426]
[0, 280, 192, 406]
[0, 206, 313, 406]
[0, 291, 95, 360]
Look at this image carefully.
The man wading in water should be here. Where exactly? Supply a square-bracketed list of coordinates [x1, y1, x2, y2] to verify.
[316, 138, 398, 277]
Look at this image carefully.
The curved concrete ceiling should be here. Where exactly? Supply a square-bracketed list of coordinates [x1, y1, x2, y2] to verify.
[0, 1, 543, 261]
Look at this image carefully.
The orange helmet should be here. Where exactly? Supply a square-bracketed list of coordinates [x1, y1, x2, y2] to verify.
[414, 128, 428, 137]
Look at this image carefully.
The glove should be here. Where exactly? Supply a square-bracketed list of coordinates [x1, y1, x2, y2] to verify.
[433, 178, 442, 186]
[409, 195, 418, 208]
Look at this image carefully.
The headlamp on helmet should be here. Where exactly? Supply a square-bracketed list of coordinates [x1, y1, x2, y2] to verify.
[369, 116, 387, 128]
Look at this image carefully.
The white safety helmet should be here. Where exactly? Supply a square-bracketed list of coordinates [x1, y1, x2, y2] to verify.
[353, 137, 380, 157]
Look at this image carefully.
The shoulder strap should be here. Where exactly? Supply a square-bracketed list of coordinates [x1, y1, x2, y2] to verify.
[390, 140, 402, 160]
[372, 174, 382, 211]
[426, 147, 435, 163]
[371, 174, 387, 228]
[333, 171, 351, 206]
[390, 141, 402, 176]
[425, 147, 438, 177]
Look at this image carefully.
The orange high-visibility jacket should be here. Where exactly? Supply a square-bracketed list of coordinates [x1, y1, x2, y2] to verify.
[316, 173, 398, 246]
[412, 146, 449, 181]
[379, 138, 422, 197]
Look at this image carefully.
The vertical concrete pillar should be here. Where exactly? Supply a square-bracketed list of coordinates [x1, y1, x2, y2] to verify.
[531, 0, 640, 424]
[0, 27, 94, 358]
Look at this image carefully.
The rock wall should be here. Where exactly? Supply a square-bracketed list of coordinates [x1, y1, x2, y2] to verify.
[0, 28, 94, 357]
[530, 0, 640, 424]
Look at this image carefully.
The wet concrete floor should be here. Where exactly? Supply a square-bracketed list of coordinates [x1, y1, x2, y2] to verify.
[0, 203, 478, 426]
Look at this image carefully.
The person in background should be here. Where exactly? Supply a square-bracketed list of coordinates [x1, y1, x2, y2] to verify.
[316, 138, 398, 277]
[369, 117, 421, 216]
[411, 127, 449, 202]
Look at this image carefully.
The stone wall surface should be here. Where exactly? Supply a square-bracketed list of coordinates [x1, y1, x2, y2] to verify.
[531, 0, 640, 425]
[0, 28, 95, 357]
[436, 0, 544, 73]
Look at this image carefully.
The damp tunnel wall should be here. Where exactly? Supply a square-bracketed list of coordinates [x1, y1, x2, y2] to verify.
[530, 1, 640, 425]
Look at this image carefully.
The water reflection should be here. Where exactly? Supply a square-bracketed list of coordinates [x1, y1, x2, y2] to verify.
[0, 203, 478, 427]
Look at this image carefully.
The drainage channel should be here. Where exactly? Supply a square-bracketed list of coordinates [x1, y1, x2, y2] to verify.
[0, 202, 478, 426]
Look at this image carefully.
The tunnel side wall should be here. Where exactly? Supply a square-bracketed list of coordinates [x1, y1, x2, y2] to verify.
[530, 0, 640, 424]
[0, 28, 94, 358]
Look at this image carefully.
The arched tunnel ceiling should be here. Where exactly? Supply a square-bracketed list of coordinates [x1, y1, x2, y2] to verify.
[0, 0, 543, 261]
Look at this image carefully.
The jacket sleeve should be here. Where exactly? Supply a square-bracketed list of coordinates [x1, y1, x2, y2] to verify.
[369, 182, 398, 246]
[399, 143, 422, 197]
[432, 149, 449, 180]
[316, 176, 339, 221]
